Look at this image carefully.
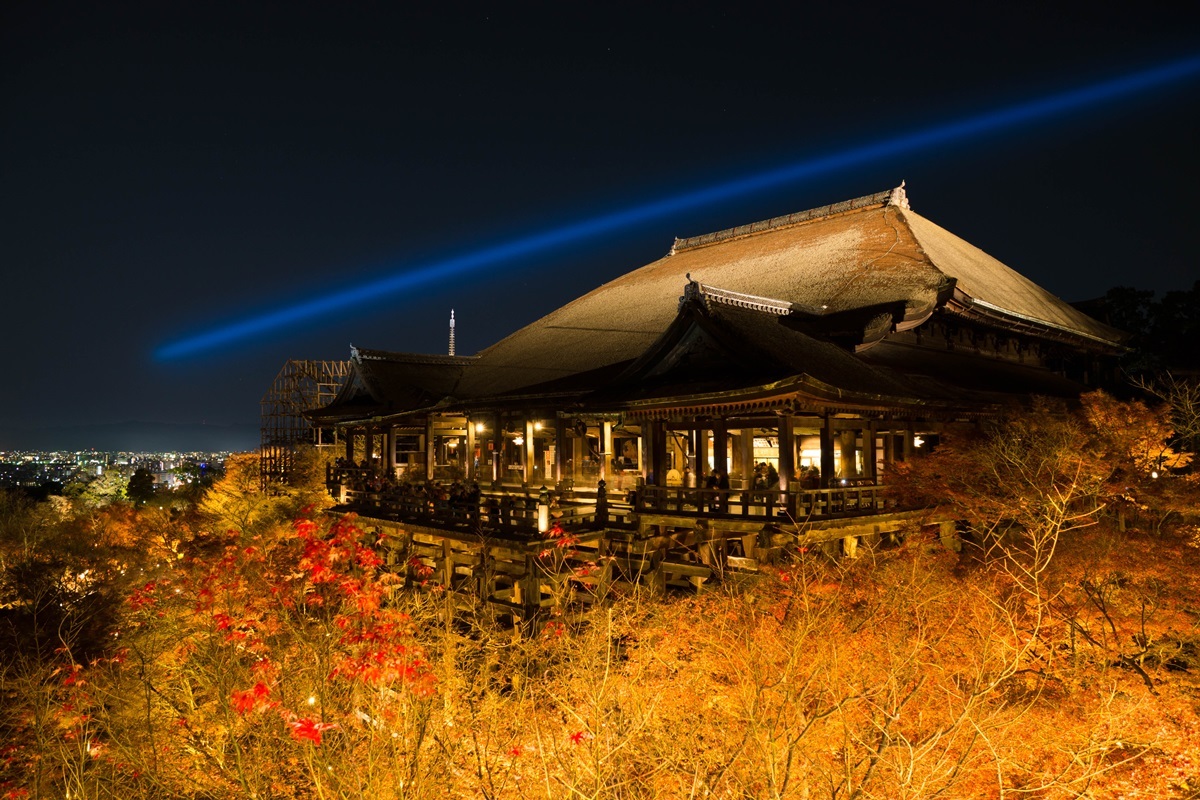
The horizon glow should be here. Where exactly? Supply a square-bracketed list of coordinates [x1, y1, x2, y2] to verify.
[157, 54, 1200, 360]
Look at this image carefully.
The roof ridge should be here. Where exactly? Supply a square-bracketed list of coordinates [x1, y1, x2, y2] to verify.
[670, 183, 910, 254]
[350, 346, 477, 365]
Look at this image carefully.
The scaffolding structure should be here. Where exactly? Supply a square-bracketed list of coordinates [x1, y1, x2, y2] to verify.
[260, 359, 351, 487]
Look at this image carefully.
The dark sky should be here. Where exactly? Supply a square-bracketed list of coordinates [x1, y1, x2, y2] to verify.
[3, 1, 1199, 448]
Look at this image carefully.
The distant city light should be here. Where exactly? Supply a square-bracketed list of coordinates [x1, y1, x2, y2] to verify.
[155, 54, 1200, 360]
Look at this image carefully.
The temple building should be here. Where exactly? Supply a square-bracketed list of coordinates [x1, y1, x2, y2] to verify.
[306, 184, 1124, 616]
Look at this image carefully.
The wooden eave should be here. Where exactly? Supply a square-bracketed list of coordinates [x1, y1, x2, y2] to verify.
[944, 289, 1128, 354]
[616, 373, 1002, 421]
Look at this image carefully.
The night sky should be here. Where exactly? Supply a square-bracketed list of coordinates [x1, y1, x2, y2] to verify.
[3, 2, 1199, 450]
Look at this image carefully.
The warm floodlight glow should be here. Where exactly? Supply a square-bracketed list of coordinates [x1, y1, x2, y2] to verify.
[156, 55, 1200, 360]
[474, 422, 485, 434]
[913, 436, 926, 448]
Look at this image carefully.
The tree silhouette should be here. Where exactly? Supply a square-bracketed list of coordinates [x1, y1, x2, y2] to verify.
[125, 467, 156, 506]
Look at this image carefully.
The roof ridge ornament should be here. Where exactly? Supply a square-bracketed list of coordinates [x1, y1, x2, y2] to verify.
[888, 180, 911, 210]
[679, 273, 703, 309]
[350, 344, 361, 363]
[679, 275, 792, 316]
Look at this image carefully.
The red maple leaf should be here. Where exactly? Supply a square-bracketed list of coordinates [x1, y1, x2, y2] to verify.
[288, 717, 339, 745]
[230, 682, 272, 715]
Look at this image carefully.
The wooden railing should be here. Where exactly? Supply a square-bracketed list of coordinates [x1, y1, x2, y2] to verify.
[326, 467, 634, 536]
[633, 484, 897, 521]
[326, 466, 896, 534]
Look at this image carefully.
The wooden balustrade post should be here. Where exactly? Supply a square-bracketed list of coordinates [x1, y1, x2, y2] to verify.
[596, 479, 608, 526]
[500, 495, 512, 529]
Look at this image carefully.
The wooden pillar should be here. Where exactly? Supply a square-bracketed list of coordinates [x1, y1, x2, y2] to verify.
[364, 425, 375, 467]
[491, 413, 503, 486]
[344, 427, 355, 462]
[465, 417, 477, 481]
[572, 429, 585, 486]
[600, 420, 613, 483]
[696, 419, 709, 483]
[820, 414, 835, 489]
[903, 421, 914, 460]
[425, 417, 436, 482]
[777, 414, 794, 492]
[649, 420, 666, 486]
[635, 425, 645, 476]
[838, 429, 857, 479]
[880, 421, 894, 478]
[523, 418, 535, 488]
[738, 428, 754, 490]
[385, 427, 396, 474]
[864, 420, 877, 482]
[713, 418, 728, 477]
[554, 417, 567, 486]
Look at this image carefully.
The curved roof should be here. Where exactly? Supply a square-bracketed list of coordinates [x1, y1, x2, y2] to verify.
[898, 209, 1123, 346]
[456, 186, 1122, 400]
[308, 348, 474, 422]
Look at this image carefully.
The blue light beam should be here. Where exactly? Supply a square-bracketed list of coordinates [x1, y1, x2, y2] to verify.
[157, 54, 1200, 360]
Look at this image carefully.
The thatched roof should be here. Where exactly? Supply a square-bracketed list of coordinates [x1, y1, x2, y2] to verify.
[454, 185, 1122, 400]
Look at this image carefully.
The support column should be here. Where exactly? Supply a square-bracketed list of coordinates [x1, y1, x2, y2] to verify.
[554, 417, 567, 486]
[695, 419, 709, 484]
[903, 421, 914, 461]
[649, 420, 666, 486]
[738, 428, 754, 489]
[425, 417, 436, 482]
[839, 429, 857, 480]
[465, 417, 477, 482]
[491, 412, 503, 486]
[635, 426, 645, 476]
[344, 427, 355, 463]
[778, 413, 795, 517]
[600, 420, 613, 483]
[881, 421, 894, 478]
[385, 427, 396, 474]
[820, 414, 835, 489]
[364, 425, 375, 468]
[523, 418, 535, 488]
[777, 414, 794, 492]
[713, 418, 729, 477]
[572, 429, 586, 486]
[864, 420, 877, 482]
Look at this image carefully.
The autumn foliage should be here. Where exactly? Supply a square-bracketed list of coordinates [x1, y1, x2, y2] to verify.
[3, 390, 1200, 798]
